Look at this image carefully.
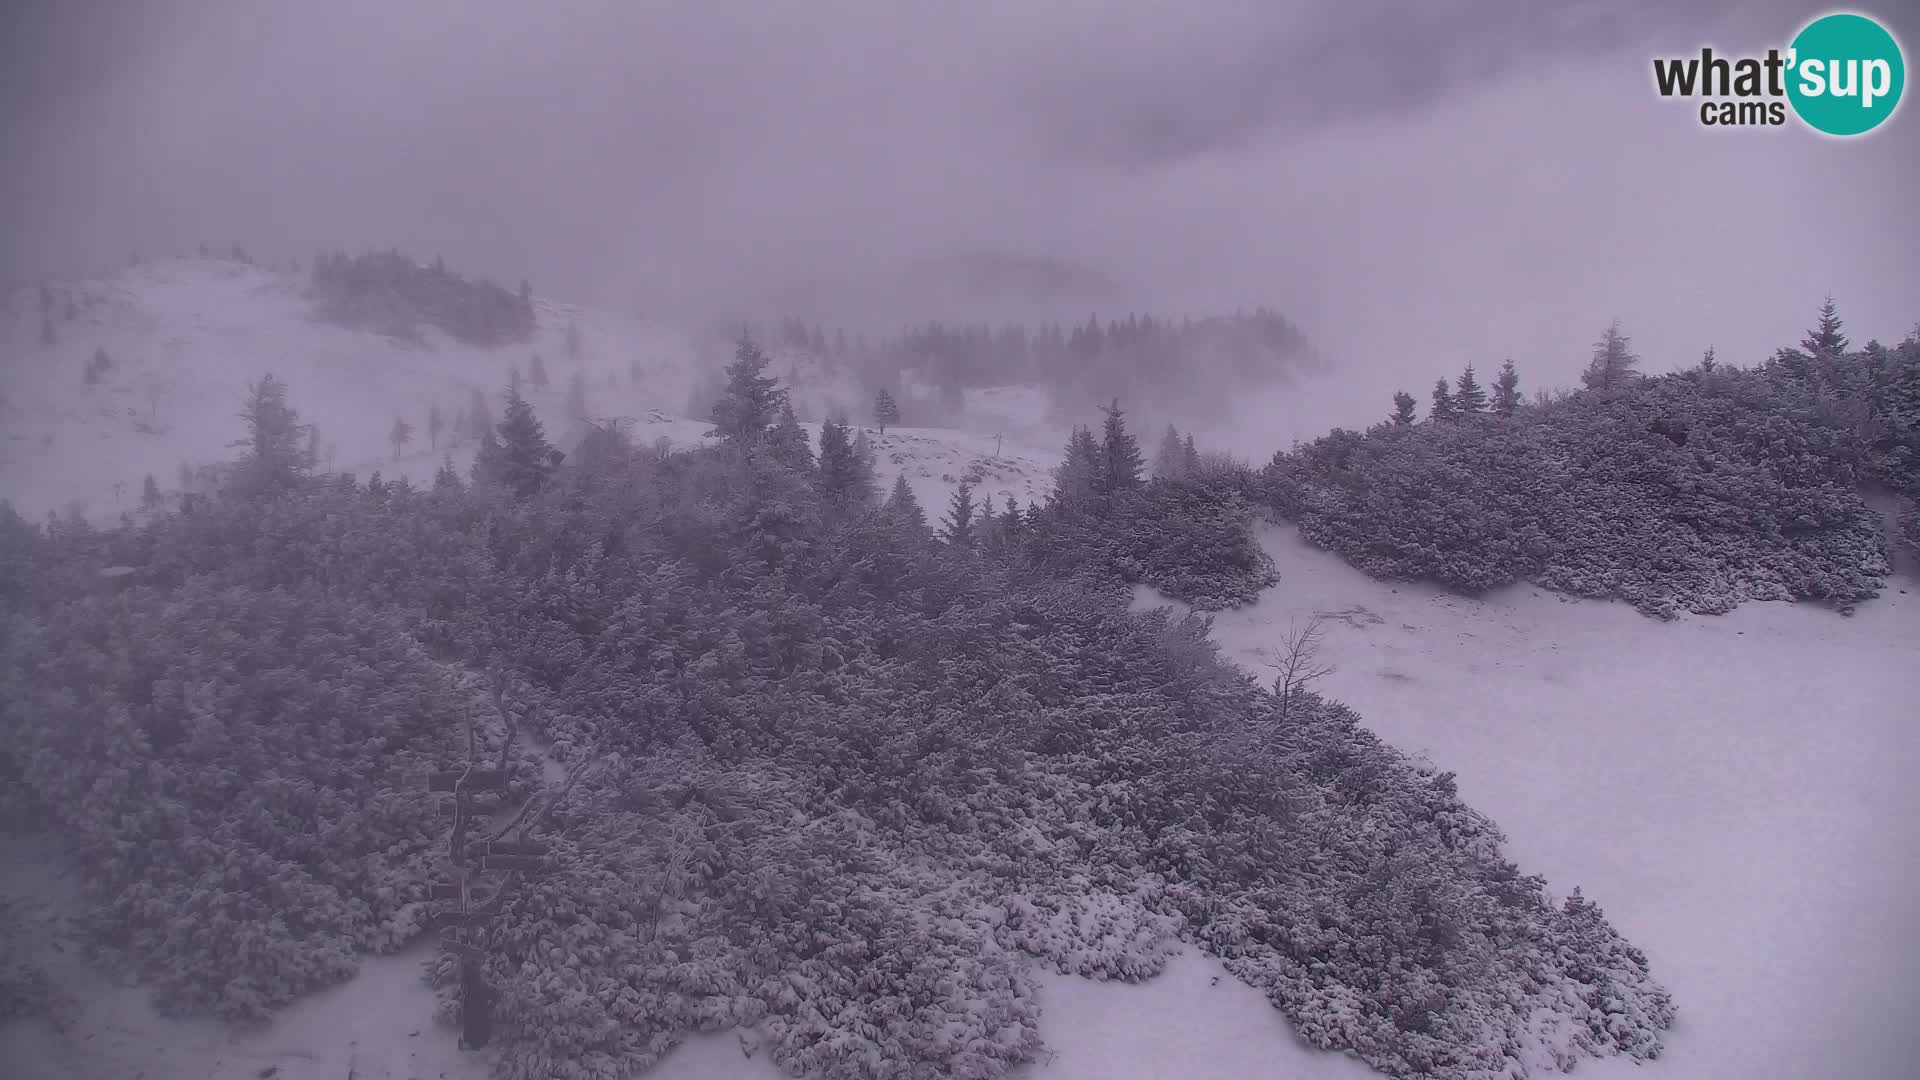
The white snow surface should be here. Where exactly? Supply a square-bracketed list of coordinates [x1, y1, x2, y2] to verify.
[3, 259, 1916, 1079]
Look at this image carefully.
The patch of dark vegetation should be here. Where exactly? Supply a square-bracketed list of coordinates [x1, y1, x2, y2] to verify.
[1265, 307, 1919, 618]
[1012, 404, 1277, 610]
[308, 250, 536, 348]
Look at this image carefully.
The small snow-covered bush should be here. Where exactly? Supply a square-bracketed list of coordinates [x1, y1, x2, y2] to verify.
[996, 886, 1184, 981]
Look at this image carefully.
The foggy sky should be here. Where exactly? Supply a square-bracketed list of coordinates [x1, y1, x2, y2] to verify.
[4, 0, 1916, 424]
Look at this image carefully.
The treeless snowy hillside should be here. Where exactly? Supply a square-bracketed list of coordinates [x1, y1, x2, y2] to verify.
[0, 256, 886, 522]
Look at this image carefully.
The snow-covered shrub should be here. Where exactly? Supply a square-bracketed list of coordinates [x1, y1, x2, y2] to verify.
[1022, 472, 1277, 610]
[1, 582, 489, 1019]
[1265, 369, 1892, 616]
[436, 749, 1045, 1080]
[996, 886, 1183, 981]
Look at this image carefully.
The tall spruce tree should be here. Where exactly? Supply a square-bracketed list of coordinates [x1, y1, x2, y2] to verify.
[1000, 495, 1022, 545]
[1430, 378, 1457, 422]
[1802, 296, 1848, 357]
[768, 402, 815, 471]
[1098, 399, 1144, 497]
[428, 403, 445, 449]
[433, 454, 463, 493]
[1455, 364, 1488, 415]
[883, 474, 927, 530]
[471, 425, 505, 487]
[1151, 424, 1188, 479]
[873, 387, 901, 433]
[1053, 425, 1103, 508]
[817, 418, 877, 505]
[494, 387, 557, 497]
[1582, 320, 1641, 391]
[1391, 390, 1417, 425]
[232, 373, 311, 495]
[1492, 359, 1521, 417]
[708, 336, 786, 447]
[530, 354, 549, 389]
[941, 480, 977, 547]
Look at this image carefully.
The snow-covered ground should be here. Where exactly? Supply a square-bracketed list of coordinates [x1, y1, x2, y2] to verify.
[865, 424, 1059, 518]
[0, 257, 871, 521]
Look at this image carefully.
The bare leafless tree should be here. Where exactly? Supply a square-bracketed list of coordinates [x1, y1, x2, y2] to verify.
[1260, 614, 1336, 722]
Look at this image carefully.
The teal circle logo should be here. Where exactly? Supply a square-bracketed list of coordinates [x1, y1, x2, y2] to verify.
[1786, 12, 1905, 136]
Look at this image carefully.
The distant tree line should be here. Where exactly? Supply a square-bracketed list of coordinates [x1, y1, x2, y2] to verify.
[734, 308, 1315, 425]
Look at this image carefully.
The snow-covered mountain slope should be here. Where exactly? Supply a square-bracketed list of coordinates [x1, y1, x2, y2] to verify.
[0, 256, 947, 522]
[865, 425, 1059, 517]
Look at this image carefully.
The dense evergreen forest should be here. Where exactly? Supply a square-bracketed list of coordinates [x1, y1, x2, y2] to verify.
[0, 340, 1680, 1080]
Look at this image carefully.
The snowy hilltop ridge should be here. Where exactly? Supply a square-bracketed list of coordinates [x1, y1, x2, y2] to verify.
[0, 252, 1055, 525]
